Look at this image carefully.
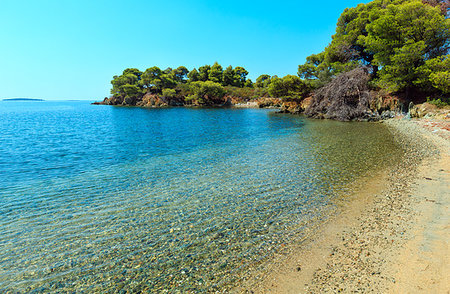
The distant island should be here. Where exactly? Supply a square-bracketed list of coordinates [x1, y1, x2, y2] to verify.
[3, 98, 45, 101]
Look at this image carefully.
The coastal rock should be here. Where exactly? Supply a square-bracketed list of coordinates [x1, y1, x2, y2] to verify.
[92, 97, 109, 105]
[409, 102, 450, 118]
[279, 101, 303, 114]
[380, 110, 395, 119]
[139, 93, 167, 107]
[229, 97, 282, 109]
[233, 101, 259, 108]
[95, 95, 128, 106]
[301, 97, 313, 110]
[370, 92, 401, 114]
[256, 97, 282, 108]
[277, 97, 312, 114]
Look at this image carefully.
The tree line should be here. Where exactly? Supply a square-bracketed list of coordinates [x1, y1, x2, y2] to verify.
[108, 62, 311, 105]
[106, 0, 448, 108]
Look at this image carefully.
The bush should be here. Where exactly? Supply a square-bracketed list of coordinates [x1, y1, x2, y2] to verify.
[161, 88, 176, 99]
[268, 75, 310, 100]
[175, 83, 193, 97]
[188, 81, 226, 105]
[224, 86, 269, 100]
[429, 71, 450, 94]
[426, 97, 450, 108]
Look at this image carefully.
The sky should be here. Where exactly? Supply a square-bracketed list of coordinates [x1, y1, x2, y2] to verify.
[0, 0, 369, 100]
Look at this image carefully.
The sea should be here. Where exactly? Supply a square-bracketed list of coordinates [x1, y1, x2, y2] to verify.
[0, 100, 404, 292]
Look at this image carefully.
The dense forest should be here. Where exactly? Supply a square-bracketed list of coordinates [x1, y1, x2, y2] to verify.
[98, 0, 449, 120]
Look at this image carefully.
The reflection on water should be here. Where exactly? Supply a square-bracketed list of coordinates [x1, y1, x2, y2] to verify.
[0, 102, 403, 292]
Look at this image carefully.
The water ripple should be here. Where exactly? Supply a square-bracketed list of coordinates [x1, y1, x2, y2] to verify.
[0, 101, 404, 292]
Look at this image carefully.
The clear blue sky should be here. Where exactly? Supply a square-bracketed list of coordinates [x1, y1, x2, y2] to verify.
[0, 0, 368, 100]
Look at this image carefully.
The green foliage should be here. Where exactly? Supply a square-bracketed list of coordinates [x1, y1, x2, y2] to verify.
[185, 94, 197, 102]
[187, 68, 200, 82]
[268, 75, 310, 100]
[188, 81, 226, 105]
[233, 66, 249, 87]
[109, 63, 255, 105]
[375, 41, 428, 92]
[222, 66, 235, 86]
[363, 1, 449, 92]
[221, 65, 250, 87]
[123, 68, 142, 79]
[255, 74, 271, 88]
[267, 77, 283, 97]
[208, 62, 223, 83]
[426, 97, 450, 107]
[172, 66, 189, 83]
[298, 0, 450, 97]
[430, 72, 450, 94]
[422, 0, 450, 16]
[298, 53, 330, 88]
[198, 65, 211, 82]
[162, 88, 177, 99]
[160, 71, 177, 89]
[110, 68, 143, 100]
[122, 84, 142, 105]
[175, 83, 192, 97]
[224, 86, 269, 100]
[141, 66, 163, 91]
[416, 56, 450, 93]
[244, 79, 254, 88]
[140, 66, 177, 92]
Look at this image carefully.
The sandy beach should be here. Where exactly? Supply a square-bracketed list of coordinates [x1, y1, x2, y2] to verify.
[241, 118, 449, 293]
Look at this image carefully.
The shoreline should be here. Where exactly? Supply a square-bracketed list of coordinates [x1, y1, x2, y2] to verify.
[239, 118, 449, 293]
[93, 100, 282, 110]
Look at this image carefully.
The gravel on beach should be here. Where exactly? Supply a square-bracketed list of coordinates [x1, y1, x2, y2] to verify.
[304, 118, 448, 293]
[242, 118, 449, 293]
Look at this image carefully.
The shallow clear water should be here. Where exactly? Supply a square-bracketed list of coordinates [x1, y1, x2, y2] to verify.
[0, 101, 403, 292]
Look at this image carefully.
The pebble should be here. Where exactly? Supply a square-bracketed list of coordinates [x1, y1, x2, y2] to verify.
[305, 119, 440, 293]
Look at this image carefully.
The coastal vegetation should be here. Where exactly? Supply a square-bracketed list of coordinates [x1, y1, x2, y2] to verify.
[299, 0, 449, 94]
[98, 62, 308, 107]
[299, 0, 449, 119]
[97, 0, 449, 120]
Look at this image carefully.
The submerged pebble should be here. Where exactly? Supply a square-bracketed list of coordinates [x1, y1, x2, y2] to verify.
[0, 106, 408, 292]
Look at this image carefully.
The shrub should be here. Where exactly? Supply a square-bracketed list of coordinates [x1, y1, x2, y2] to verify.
[224, 86, 268, 100]
[426, 97, 450, 108]
[161, 88, 176, 99]
[188, 81, 226, 105]
[268, 75, 311, 100]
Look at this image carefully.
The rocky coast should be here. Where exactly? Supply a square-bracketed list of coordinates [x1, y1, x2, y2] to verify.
[241, 117, 449, 293]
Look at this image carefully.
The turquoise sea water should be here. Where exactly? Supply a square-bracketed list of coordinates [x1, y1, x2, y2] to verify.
[0, 101, 403, 292]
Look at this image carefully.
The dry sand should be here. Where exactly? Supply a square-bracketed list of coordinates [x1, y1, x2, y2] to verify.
[387, 120, 449, 294]
[240, 118, 449, 293]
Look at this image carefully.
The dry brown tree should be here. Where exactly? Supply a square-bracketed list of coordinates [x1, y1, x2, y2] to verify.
[305, 67, 376, 121]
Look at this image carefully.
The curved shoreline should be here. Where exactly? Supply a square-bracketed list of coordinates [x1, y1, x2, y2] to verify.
[240, 118, 449, 293]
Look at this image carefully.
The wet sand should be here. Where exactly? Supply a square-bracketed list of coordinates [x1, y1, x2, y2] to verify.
[240, 118, 449, 293]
